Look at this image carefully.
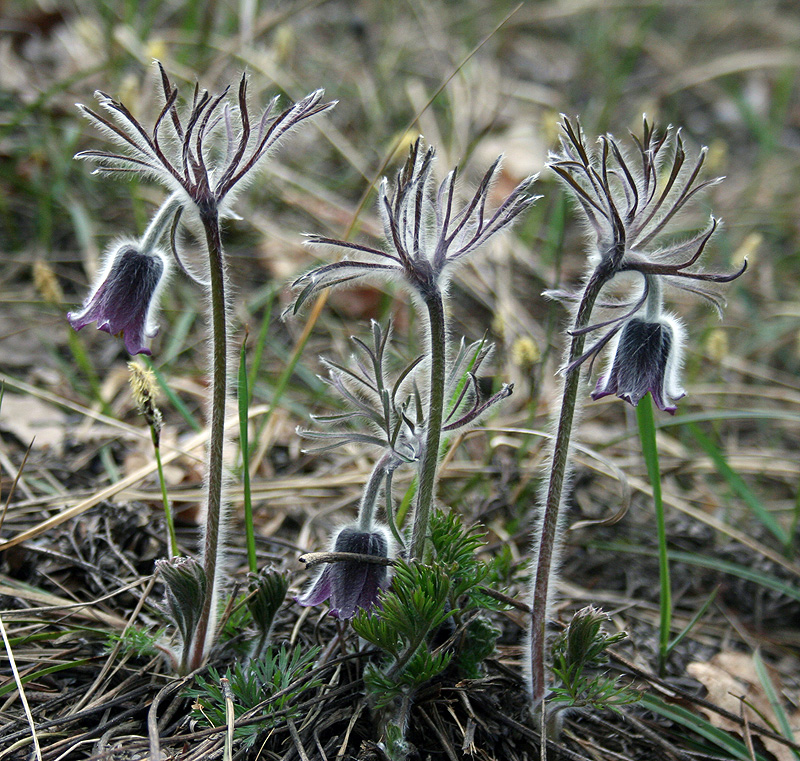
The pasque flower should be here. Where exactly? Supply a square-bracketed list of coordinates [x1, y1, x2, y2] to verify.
[68, 241, 168, 355]
[592, 314, 686, 413]
[548, 116, 746, 377]
[527, 116, 748, 712]
[292, 139, 534, 561]
[295, 525, 391, 619]
[72, 66, 333, 673]
[67, 190, 181, 355]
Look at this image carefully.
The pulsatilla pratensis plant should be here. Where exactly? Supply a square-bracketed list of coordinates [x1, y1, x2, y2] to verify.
[293, 321, 513, 620]
[70, 63, 334, 673]
[292, 139, 538, 563]
[527, 117, 746, 713]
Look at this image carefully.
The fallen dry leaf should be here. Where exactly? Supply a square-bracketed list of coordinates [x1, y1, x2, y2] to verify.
[0, 392, 68, 453]
[688, 651, 800, 761]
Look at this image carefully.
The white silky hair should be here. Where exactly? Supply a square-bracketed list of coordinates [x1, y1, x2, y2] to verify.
[658, 311, 687, 402]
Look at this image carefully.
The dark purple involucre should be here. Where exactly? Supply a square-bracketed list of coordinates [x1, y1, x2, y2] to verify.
[295, 525, 390, 619]
[67, 244, 167, 355]
[592, 317, 686, 414]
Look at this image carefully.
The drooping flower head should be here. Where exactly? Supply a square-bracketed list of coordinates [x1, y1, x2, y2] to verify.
[295, 524, 392, 619]
[68, 241, 169, 355]
[592, 314, 686, 414]
[291, 138, 539, 311]
[71, 66, 334, 353]
[75, 62, 335, 216]
[548, 117, 746, 404]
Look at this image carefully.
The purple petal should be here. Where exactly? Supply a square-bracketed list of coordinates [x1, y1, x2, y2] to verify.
[294, 565, 334, 607]
[294, 527, 391, 618]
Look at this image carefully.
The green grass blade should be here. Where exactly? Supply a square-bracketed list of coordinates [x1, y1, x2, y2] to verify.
[666, 410, 800, 427]
[593, 543, 800, 602]
[667, 586, 718, 656]
[239, 337, 257, 574]
[640, 693, 772, 761]
[636, 393, 671, 676]
[161, 308, 197, 365]
[752, 650, 800, 760]
[67, 330, 111, 416]
[0, 658, 92, 698]
[153, 437, 179, 558]
[247, 288, 276, 407]
[792, 487, 800, 554]
[395, 478, 417, 528]
[253, 302, 324, 443]
[99, 443, 120, 483]
[672, 551, 800, 599]
[688, 422, 789, 548]
[383, 470, 406, 550]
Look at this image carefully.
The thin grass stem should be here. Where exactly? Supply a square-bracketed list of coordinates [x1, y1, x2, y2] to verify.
[384, 470, 406, 550]
[152, 429, 179, 558]
[255, 291, 328, 447]
[143, 356, 203, 433]
[636, 391, 671, 676]
[667, 586, 717, 656]
[67, 331, 111, 417]
[688, 422, 790, 551]
[247, 288, 276, 407]
[394, 478, 417, 529]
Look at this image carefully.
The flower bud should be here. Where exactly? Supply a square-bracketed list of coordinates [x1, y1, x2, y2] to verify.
[157, 556, 207, 650]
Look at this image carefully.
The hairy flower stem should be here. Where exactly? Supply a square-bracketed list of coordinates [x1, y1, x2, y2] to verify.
[140, 193, 183, 254]
[644, 275, 663, 321]
[358, 453, 393, 533]
[186, 209, 229, 673]
[410, 290, 447, 560]
[529, 263, 612, 711]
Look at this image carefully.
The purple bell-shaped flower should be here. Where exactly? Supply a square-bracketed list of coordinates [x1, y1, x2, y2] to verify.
[295, 524, 391, 619]
[592, 314, 686, 414]
[68, 242, 168, 356]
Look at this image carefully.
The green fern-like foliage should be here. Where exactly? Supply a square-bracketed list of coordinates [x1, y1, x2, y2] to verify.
[187, 644, 321, 747]
[549, 607, 640, 713]
[105, 626, 167, 658]
[429, 508, 509, 614]
[216, 598, 254, 657]
[352, 509, 506, 706]
[356, 560, 454, 707]
[457, 617, 501, 679]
